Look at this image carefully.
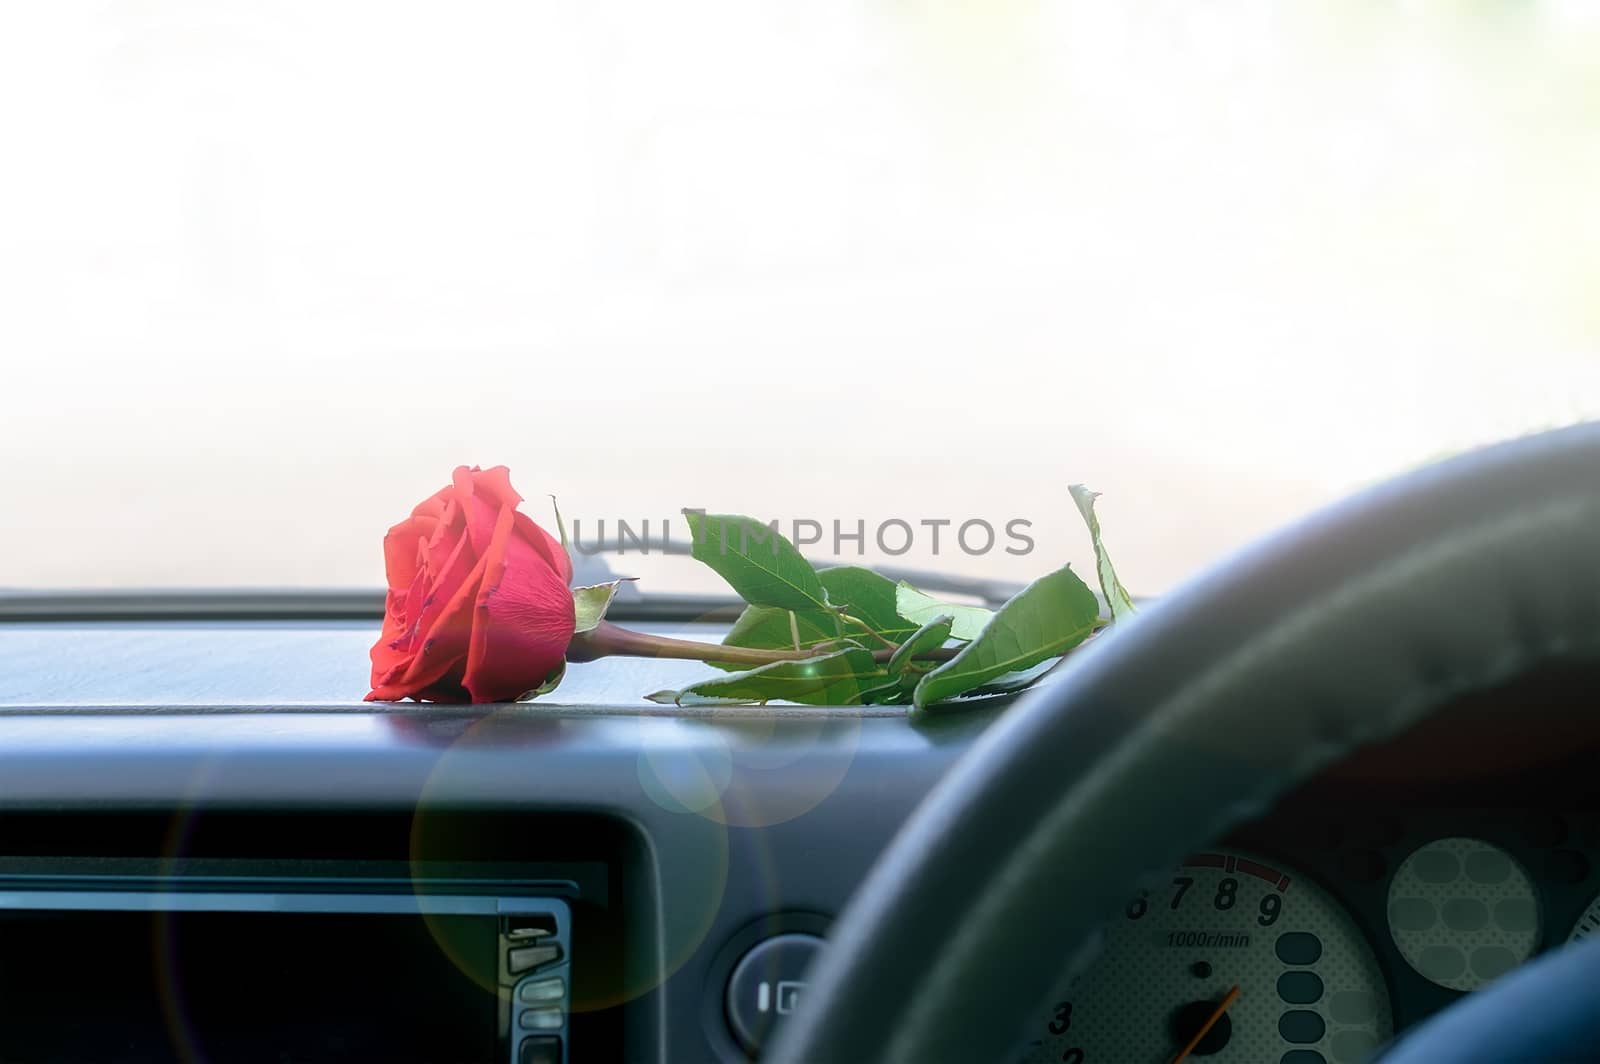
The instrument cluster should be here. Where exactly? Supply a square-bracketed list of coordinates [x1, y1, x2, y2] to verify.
[1023, 792, 1600, 1063]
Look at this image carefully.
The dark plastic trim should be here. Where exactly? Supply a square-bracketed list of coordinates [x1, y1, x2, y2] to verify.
[0, 589, 745, 623]
[0, 568, 1042, 624]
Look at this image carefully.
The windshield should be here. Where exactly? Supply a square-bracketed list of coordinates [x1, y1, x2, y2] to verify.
[6, 2, 1597, 597]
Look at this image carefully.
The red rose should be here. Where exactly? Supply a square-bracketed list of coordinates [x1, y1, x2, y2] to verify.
[366, 466, 575, 703]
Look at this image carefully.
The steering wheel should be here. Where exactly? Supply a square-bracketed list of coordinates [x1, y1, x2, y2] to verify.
[766, 423, 1600, 1064]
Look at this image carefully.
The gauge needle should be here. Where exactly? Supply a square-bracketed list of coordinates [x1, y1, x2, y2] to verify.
[1170, 984, 1241, 1064]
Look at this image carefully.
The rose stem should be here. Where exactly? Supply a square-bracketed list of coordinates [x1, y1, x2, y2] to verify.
[566, 620, 958, 667]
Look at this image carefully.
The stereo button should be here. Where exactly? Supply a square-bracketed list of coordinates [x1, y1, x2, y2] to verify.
[518, 1036, 562, 1064]
[517, 977, 566, 1004]
[519, 1007, 563, 1031]
[509, 943, 562, 974]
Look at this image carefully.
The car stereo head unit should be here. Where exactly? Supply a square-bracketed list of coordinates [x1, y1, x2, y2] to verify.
[0, 886, 573, 1064]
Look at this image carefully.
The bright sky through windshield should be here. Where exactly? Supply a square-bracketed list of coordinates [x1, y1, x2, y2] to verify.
[4, 2, 1598, 594]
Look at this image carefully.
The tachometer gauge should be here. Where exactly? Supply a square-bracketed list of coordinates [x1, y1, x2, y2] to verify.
[1024, 850, 1391, 1064]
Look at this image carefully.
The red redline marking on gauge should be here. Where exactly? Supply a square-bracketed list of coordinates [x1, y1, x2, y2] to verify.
[1237, 859, 1289, 890]
[1183, 853, 1290, 891]
[1182, 853, 1227, 869]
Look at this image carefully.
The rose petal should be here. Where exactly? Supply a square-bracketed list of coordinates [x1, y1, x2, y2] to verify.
[408, 529, 474, 637]
[381, 515, 435, 593]
[422, 496, 465, 574]
[454, 467, 503, 558]
[387, 546, 491, 692]
[370, 525, 484, 693]
[368, 583, 420, 685]
[469, 466, 522, 509]
[513, 511, 573, 586]
[462, 511, 576, 702]
[395, 567, 429, 648]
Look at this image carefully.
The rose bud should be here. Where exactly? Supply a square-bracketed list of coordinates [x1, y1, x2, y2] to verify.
[365, 465, 575, 703]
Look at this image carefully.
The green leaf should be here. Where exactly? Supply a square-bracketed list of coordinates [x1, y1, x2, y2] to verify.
[684, 511, 830, 612]
[548, 495, 570, 554]
[889, 614, 954, 698]
[1070, 484, 1137, 622]
[571, 579, 631, 634]
[932, 657, 1061, 700]
[711, 606, 844, 672]
[516, 661, 566, 700]
[888, 614, 953, 675]
[911, 565, 1100, 712]
[645, 648, 900, 707]
[818, 566, 922, 644]
[862, 682, 912, 706]
[895, 582, 994, 641]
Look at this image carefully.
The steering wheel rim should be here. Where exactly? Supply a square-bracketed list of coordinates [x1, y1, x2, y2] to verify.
[767, 423, 1600, 1064]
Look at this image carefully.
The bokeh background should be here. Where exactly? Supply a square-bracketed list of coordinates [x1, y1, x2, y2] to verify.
[4, 1, 1598, 594]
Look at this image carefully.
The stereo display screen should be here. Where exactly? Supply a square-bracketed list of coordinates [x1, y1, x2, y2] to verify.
[0, 908, 502, 1063]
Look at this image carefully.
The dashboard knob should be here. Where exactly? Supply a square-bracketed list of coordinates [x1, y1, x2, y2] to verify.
[725, 933, 826, 1057]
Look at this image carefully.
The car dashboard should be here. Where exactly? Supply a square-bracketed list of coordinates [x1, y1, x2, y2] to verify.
[0, 611, 1596, 1062]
